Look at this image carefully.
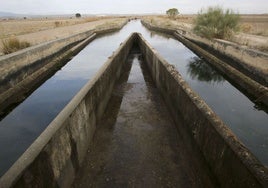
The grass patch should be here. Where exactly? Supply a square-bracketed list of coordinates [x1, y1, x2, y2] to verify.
[2, 37, 31, 54]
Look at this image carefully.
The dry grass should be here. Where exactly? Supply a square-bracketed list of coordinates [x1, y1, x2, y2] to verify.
[239, 15, 268, 36]
[1, 37, 31, 54]
[143, 16, 193, 31]
[0, 17, 105, 39]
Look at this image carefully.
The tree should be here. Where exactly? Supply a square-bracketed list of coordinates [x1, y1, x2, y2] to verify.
[193, 6, 239, 39]
[166, 8, 179, 19]
[75, 13, 81, 18]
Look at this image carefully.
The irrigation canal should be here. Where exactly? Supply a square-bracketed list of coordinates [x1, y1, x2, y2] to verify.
[0, 20, 267, 177]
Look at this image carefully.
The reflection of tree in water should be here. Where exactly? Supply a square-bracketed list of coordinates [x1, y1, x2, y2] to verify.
[187, 57, 225, 83]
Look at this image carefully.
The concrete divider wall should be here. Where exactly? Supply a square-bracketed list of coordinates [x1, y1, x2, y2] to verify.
[137, 33, 268, 187]
[0, 33, 136, 188]
[183, 32, 268, 86]
[173, 32, 268, 107]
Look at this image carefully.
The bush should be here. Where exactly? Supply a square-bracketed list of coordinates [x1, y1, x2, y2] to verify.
[75, 13, 81, 18]
[193, 6, 239, 39]
[166, 8, 179, 19]
[2, 38, 31, 54]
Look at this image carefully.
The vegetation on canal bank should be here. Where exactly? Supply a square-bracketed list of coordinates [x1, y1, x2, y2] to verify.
[193, 6, 240, 39]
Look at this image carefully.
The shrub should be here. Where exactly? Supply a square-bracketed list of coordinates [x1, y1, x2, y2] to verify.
[54, 21, 60, 27]
[193, 6, 239, 39]
[2, 38, 31, 54]
[75, 13, 81, 18]
[166, 8, 179, 19]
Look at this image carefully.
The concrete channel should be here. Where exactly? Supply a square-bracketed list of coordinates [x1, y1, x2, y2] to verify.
[1, 32, 267, 188]
[0, 20, 268, 187]
[72, 39, 217, 188]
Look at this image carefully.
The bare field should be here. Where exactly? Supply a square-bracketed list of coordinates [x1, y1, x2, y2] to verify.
[0, 17, 107, 39]
[0, 17, 128, 55]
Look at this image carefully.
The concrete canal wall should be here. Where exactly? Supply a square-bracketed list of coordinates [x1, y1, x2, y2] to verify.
[137, 33, 268, 187]
[141, 20, 268, 108]
[0, 30, 267, 187]
[0, 21, 127, 117]
[0, 33, 136, 188]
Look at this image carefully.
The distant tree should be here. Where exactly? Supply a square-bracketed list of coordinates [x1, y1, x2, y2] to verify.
[75, 13, 81, 18]
[166, 8, 179, 19]
[193, 6, 239, 39]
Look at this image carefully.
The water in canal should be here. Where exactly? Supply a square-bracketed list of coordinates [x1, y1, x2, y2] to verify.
[0, 20, 267, 176]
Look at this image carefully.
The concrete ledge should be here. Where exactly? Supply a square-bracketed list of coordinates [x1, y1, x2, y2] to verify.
[0, 30, 93, 92]
[176, 21, 268, 82]
[0, 34, 97, 118]
[137, 33, 268, 187]
[187, 35, 268, 86]
[0, 33, 136, 188]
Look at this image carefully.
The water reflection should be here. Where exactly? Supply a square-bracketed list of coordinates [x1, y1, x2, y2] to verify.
[187, 57, 224, 83]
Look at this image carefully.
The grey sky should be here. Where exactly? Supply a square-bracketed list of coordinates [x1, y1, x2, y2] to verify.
[0, 0, 267, 14]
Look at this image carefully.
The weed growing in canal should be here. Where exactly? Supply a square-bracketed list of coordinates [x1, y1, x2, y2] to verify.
[1, 37, 31, 54]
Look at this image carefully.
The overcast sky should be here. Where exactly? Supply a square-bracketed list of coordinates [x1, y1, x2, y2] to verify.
[0, 0, 267, 15]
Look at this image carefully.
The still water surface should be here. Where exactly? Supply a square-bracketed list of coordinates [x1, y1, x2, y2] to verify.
[0, 20, 267, 176]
